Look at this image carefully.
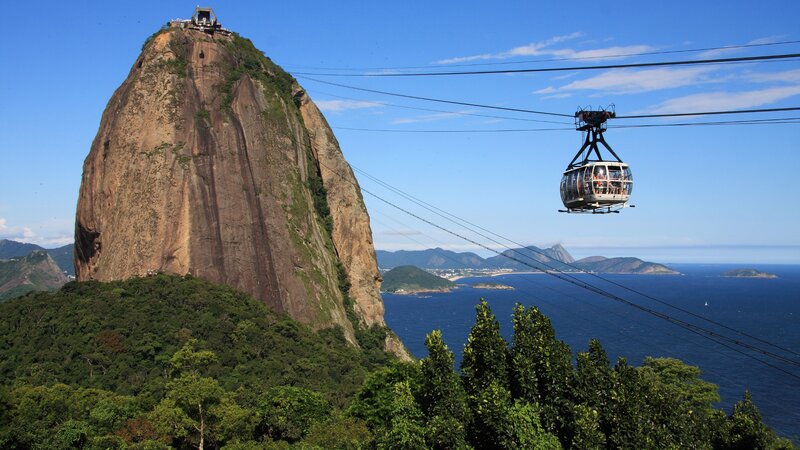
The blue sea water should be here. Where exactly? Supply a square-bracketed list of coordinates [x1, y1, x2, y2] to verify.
[383, 263, 800, 442]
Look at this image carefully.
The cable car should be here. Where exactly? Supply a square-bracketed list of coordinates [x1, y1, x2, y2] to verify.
[559, 107, 634, 214]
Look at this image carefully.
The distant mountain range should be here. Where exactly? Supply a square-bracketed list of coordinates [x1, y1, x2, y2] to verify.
[0, 239, 74, 276]
[0, 250, 69, 300]
[376, 244, 678, 275]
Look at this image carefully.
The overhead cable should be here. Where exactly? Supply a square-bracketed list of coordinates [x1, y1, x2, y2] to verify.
[292, 53, 800, 77]
[282, 39, 800, 71]
[297, 76, 574, 118]
[313, 160, 800, 379]
[333, 118, 800, 134]
[300, 76, 800, 121]
[307, 89, 573, 124]
[616, 107, 800, 119]
[353, 165, 800, 360]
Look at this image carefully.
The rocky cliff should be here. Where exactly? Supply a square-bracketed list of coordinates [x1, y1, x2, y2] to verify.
[75, 25, 405, 355]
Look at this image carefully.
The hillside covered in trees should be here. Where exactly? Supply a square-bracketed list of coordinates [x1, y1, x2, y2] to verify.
[0, 277, 793, 449]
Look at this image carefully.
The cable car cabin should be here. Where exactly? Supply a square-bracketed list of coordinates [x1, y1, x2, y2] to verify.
[560, 162, 632, 213]
[559, 107, 634, 214]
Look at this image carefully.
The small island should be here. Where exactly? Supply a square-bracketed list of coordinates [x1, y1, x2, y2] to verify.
[472, 282, 515, 290]
[381, 265, 456, 294]
[722, 268, 778, 279]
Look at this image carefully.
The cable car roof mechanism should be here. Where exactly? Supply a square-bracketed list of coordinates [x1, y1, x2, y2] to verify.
[559, 106, 634, 214]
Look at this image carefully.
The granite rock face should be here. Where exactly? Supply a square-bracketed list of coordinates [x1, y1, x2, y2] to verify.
[75, 27, 407, 356]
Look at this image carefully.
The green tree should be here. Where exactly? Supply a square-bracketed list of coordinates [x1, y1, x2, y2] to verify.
[149, 341, 254, 449]
[640, 357, 720, 408]
[460, 300, 512, 449]
[573, 339, 614, 441]
[506, 400, 562, 450]
[468, 381, 561, 450]
[509, 304, 573, 437]
[606, 358, 650, 449]
[349, 362, 421, 430]
[721, 391, 774, 450]
[375, 381, 426, 450]
[419, 330, 471, 449]
[256, 386, 330, 443]
[461, 299, 509, 396]
[305, 415, 372, 450]
[570, 404, 605, 450]
[638, 357, 721, 447]
[6, 383, 141, 449]
[0, 388, 12, 448]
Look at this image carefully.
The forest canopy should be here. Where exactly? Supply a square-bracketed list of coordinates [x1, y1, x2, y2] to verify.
[0, 276, 794, 449]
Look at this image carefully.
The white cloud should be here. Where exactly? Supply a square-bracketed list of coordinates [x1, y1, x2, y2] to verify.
[437, 32, 586, 64]
[315, 100, 383, 112]
[0, 217, 36, 241]
[0, 217, 73, 248]
[555, 67, 719, 94]
[696, 36, 783, 59]
[436, 34, 655, 66]
[643, 85, 800, 114]
[501, 32, 586, 57]
[542, 93, 574, 99]
[745, 69, 800, 84]
[533, 86, 556, 94]
[381, 229, 423, 236]
[548, 45, 654, 60]
[391, 109, 474, 124]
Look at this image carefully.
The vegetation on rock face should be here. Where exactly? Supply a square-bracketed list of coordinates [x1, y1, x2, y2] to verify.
[381, 265, 455, 293]
[0, 276, 398, 448]
[0, 276, 390, 404]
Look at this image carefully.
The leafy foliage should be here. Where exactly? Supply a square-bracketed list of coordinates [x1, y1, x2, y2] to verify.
[0, 275, 387, 405]
[1, 278, 793, 448]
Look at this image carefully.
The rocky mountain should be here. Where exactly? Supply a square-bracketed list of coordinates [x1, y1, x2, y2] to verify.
[0, 239, 74, 276]
[377, 244, 678, 274]
[0, 250, 68, 300]
[484, 244, 576, 272]
[0, 239, 41, 259]
[376, 248, 489, 270]
[45, 244, 75, 276]
[74, 23, 404, 355]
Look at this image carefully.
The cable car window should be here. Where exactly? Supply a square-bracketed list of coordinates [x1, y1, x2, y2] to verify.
[594, 179, 607, 195]
[623, 167, 632, 181]
[609, 166, 622, 180]
[572, 172, 579, 199]
[626, 182, 633, 195]
[593, 165, 606, 180]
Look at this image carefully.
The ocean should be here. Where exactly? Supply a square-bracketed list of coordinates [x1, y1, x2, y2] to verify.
[383, 263, 800, 442]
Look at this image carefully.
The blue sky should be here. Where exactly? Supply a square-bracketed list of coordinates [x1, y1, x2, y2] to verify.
[1, 1, 799, 263]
